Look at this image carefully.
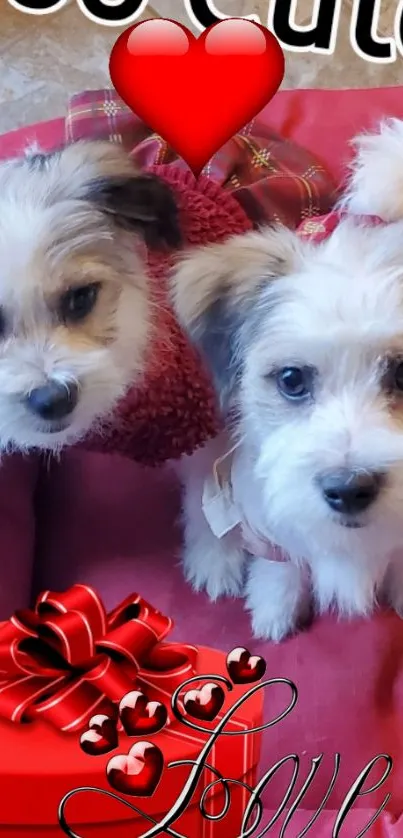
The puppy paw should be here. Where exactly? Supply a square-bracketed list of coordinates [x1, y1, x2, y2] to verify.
[249, 605, 298, 642]
[245, 558, 309, 642]
[312, 560, 375, 619]
[183, 540, 246, 601]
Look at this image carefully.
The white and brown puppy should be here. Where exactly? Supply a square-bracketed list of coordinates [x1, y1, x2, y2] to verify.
[171, 118, 403, 641]
[0, 140, 180, 452]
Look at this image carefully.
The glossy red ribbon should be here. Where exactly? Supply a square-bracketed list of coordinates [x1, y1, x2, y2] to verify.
[0, 585, 197, 733]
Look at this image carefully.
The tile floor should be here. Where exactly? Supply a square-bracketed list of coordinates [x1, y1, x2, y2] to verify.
[1, 0, 403, 135]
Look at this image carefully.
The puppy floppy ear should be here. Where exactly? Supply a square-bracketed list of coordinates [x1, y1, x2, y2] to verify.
[44, 141, 182, 250]
[341, 118, 403, 222]
[171, 226, 304, 412]
[86, 172, 182, 250]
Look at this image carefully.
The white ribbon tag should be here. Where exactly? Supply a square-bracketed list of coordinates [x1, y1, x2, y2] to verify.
[202, 443, 242, 539]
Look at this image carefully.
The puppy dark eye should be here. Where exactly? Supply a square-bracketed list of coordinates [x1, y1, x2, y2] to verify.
[59, 283, 100, 324]
[0, 308, 6, 338]
[393, 361, 403, 391]
[385, 359, 403, 393]
[276, 366, 313, 401]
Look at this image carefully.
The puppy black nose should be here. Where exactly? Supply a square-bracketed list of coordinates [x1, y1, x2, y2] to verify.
[318, 469, 383, 514]
[26, 381, 78, 421]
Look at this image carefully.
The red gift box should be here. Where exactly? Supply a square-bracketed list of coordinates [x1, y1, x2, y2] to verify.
[0, 586, 263, 837]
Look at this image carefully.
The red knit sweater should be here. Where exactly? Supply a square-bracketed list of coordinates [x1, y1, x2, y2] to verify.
[84, 164, 253, 465]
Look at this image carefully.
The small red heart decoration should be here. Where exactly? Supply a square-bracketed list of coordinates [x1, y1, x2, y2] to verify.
[80, 714, 118, 756]
[183, 682, 225, 721]
[110, 18, 284, 175]
[226, 647, 266, 684]
[119, 690, 168, 736]
[107, 741, 164, 797]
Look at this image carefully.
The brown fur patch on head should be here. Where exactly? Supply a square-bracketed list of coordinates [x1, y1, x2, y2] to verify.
[170, 226, 306, 410]
[4, 140, 181, 250]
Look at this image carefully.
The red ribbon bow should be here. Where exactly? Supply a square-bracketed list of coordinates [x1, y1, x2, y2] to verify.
[0, 585, 197, 733]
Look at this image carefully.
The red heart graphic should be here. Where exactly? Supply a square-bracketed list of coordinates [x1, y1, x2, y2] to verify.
[183, 682, 225, 721]
[107, 741, 164, 797]
[110, 18, 284, 175]
[119, 690, 168, 736]
[226, 647, 266, 684]
[80, 714, 118, 756]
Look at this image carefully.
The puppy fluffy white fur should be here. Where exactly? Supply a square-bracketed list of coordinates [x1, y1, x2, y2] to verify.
[0, 141, 179, 452]
[172, 118, 403, 641]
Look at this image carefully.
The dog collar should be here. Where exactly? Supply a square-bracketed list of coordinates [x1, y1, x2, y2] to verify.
[297, 210, 385, 243]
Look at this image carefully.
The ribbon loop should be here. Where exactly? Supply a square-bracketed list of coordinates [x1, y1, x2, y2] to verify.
[37, 585, 108, 638]
[0, 586, 197, 733]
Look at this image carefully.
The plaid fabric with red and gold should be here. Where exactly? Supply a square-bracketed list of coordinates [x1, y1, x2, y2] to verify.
[297, 210, 385, 242]
[66, 88, 336, 229]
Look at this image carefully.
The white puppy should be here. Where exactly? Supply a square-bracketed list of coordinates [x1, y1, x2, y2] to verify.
[171, 118, 403, 641]
[0, 141, 180, 452]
